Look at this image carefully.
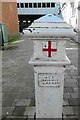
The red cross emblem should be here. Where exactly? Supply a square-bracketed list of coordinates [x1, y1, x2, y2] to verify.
[42, 41, 57, 57]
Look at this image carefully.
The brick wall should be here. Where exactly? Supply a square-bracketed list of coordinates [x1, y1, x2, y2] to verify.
[0, 1, 2, 21]
[0, 1, 18, 36]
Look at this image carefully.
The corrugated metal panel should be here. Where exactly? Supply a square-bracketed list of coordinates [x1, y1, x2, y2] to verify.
[18, 8, 58, 15]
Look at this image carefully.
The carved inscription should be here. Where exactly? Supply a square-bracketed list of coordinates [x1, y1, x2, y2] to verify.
[38, 73, 60, 87]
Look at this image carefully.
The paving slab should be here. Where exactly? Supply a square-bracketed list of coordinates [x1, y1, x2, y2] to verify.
[12, 99, 31, 107]
[12, 106, 26, 116]
[2, 107, 15, 116]
[24, 106, 35, 116]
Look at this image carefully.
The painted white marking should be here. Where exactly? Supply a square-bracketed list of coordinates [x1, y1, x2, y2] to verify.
[12, 40, 24, 44]
[66, 48, 78, 50]
[66, 65, 78, 70]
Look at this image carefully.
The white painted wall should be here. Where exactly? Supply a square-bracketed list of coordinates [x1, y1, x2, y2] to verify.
[78, 1, 80, 30]
[61, 0, 80, 30]
[61, 2, 71, 24]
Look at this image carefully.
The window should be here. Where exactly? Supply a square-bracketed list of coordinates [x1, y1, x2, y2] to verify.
[25, 3, 28, 8]
[38, 3, 41, 8]
[47, 3, 50, 7]
[17, 3, 19, 8]
[29, 3, 32, 8]
[20, 3, 24, 8]
[33, 3, 37, 8]
[42, 3, 46, 8]
[51, 3, 55, 7]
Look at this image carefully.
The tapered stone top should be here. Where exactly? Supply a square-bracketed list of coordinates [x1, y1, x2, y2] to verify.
[28, 14, 71, 65]
[24, 14, 76, 39]
[34, 14, 64, 23]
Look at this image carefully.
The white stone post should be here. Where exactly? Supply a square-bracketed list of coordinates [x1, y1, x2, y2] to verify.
[28, 14, 76, 119]
[29, 38, 70, 118]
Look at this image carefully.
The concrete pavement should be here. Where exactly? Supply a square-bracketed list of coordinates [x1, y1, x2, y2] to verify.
[2, 34, 78, 119]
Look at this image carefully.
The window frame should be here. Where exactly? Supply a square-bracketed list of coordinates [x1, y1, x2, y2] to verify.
[51, 3, 55, 7]
[42, 3, 46, 8]
[33, 3, 37, 8]
[29, 3, 32, 8]
[47, 3, 50, 8]
[38, 3, 41, 8]
[20, 3, 24, 8]
[17, 3, 19, 8]
[25, 3, 28, 8]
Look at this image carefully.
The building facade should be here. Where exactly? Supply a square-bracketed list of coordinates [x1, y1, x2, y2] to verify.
[17, 0, 79, 30]
[0, 1, 18, 36]
[17, 0, 79, 40]
[17, 0, 61, 27]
